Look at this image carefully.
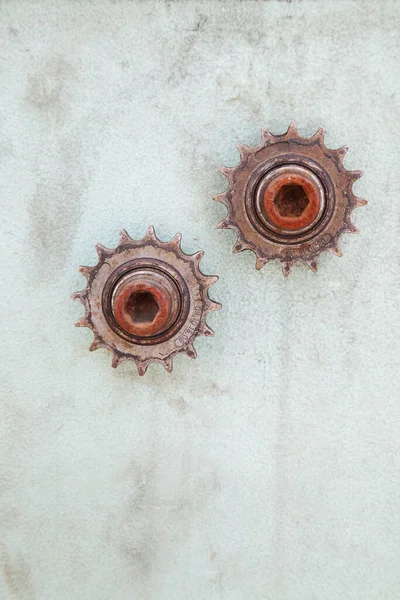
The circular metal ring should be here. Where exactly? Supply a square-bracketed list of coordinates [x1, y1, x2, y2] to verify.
[254, 164, 326, 236]
[245, 154, 335, 246]
[102, 258, 190, 346]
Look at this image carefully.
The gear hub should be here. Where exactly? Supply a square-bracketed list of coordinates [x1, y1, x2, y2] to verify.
[72, 227, 221, 375]
[215, 123, 367, 276]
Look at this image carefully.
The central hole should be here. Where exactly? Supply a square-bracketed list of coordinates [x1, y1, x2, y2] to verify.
[274, 184, 309, 218]
[127, 291, 159, 325]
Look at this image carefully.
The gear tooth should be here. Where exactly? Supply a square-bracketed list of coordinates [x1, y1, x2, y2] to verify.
[261, 127, 272, 143]
[136, 361, 149, 376]
[111, 353, 124, 369]
[349, 194, 368, 210]
[95, 243, 112, 259]
[220, 166, 234, 181]
[217, 217, 231, 229]
[213, 192, 229, 205]
[305, 259, 318, 273]
[281, 261, 292, 277]
[236, 142, 250, 159]
[71, 290, 86, 303]
[352, 196, 367, 208]
[78, 265, 92, 280]
[344, 219, 359, 234]
[144, 225, 157, 242]
[327, 243, 343, 257]
[191, 250, 204, 263]
[336, 145, 348, 160]
[201, 323, 215, 337]
[170, 232, 182, 248]
[350, 169, 363, 181]
[119, 229, 132, 244]
[286, 121, 298, 137]
[89, 336, 103, 352]
[163, 357, 174, 374]
[255, 257, 266, 270]
[205, 274, 219, 286]
[185, 344, 197, 359]
[207, 299, 222, 312]
[75, 316, 90, 328]
[310, 127, 325, 144]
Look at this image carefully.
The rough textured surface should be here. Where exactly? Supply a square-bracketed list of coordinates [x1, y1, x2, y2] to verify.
[0, 1, 399, 599]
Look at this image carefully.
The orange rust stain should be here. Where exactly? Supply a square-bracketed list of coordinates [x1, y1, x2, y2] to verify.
[263, 172, 321, 231]
[113, 281, 171, 337]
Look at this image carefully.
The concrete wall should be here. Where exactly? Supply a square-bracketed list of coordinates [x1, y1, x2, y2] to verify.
[1, 1, 399, 598]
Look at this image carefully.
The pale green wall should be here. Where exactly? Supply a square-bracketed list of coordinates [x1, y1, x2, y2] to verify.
[1, 1, 399, 598]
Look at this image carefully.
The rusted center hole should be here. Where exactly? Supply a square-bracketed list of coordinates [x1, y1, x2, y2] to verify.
[273, 184, 309, 218]
[127, 291, 159, 325]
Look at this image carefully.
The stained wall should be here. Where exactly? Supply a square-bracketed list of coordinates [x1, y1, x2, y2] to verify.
[1, 2, 399, 599]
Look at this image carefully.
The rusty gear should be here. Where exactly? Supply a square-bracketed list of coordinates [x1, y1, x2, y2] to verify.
[214, 123, 367, 276]
[72, 227, 221, 375]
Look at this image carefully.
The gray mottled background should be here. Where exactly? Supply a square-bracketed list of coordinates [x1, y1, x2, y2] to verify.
[0, 1, 399, 599]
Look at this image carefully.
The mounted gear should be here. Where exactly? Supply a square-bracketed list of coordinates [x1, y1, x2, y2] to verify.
[214, 123, 367, 276]
[72, 227, 221, 375]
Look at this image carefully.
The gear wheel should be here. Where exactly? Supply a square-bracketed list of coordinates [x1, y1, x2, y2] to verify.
[214, 123, 367, 276]
[72, 227, 221, 375]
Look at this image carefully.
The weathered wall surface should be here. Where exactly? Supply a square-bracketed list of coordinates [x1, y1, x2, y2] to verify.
[0, 1, 399, 598]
